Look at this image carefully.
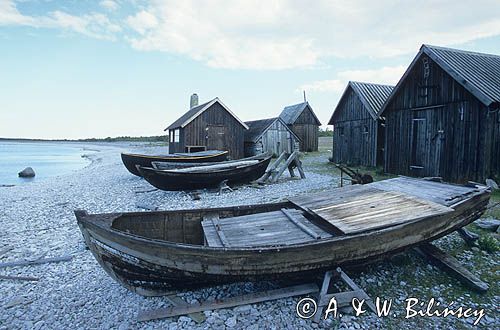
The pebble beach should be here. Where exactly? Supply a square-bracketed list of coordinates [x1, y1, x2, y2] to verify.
[0, 142, 498, 329]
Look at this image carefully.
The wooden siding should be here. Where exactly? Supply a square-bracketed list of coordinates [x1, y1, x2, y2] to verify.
[291, 107, 319, 152]
[331, 87, 381, 167]
[244, 120, 299, 157]
[384, 54, 499, 183]
[169, 102, 245, 159]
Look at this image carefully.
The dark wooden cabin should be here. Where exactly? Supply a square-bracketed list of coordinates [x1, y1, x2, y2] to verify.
[380, 44, 500, 183]
[244, 117, 300, 157]
[328, 81, 394, 167]
[165, 97, 249, 159]
[279, 102, 321, 152]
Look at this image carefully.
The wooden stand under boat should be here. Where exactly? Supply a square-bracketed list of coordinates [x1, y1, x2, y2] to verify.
[74, 177, 490, 296]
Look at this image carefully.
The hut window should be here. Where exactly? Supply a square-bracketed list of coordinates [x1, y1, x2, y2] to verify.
[422, 57, 430, 79]
[174, 129, 180, 143]
[169, 130, 174, 143]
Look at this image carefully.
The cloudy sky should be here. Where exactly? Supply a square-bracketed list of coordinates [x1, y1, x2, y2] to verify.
[1, 0, 500, 139]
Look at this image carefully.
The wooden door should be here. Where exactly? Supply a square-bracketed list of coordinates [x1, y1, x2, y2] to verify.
[410, 117, 427, 172]
[206, 125, 226, 151]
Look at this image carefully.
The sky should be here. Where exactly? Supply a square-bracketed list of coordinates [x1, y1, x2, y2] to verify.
[1, 0, 500, 139]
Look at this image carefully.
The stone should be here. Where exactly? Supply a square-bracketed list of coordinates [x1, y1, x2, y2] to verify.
[225, 316, 237, 327]
[485, 178, 499, 190]
[18, 167, 35, 178]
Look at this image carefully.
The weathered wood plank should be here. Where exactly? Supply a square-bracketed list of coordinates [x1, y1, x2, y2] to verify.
[137, 283, 319, 322]
[281, 209, 321, 239]
[165, 294, 206, 323]
[0, 255, 73, 269]
[0, 274, 39, 281]
[416, 243, 489, 292]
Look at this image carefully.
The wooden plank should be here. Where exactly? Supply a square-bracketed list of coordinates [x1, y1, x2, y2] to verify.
[166, 294, 206, 323]
[281, 209, 321, 239]
[0, 274, 39, 282]
[0, 255, 73, 269]
[137, 283, 319, 322]
[271, 151, 299, 183]
[415, 243, 489, 292]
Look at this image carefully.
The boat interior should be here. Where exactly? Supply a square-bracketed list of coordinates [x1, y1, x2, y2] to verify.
[109, 177, 488, 249]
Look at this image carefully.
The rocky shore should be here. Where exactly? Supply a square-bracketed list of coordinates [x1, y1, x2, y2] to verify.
[0, 143, 498, 329]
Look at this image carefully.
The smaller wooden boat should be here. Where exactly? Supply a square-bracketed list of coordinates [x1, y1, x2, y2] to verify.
[138, 155, 272, 191]
[121, 150, 228, 177]
[151, 153, 270, 170]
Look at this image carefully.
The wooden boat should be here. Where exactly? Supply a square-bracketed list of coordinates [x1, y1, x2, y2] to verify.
[75, 177, 490, 296]
[121, 150, 228, 177]
[151, 153, 270, 171]
[137, 155, 272, 191]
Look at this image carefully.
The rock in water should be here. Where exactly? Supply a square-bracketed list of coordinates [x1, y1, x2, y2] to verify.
[18, 167, 35, 178]
[485, 178, 499, 190]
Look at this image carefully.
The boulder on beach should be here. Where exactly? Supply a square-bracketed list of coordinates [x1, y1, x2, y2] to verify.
[18, 167, 35, 178]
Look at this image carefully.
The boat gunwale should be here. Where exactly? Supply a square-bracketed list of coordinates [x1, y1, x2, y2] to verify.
[75, 185, 490, 253]
[121, 150, 229, 161]
[139, 155, 272, 176]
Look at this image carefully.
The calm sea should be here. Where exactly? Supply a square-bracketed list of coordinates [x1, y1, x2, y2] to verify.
[0, 141, 92, 185]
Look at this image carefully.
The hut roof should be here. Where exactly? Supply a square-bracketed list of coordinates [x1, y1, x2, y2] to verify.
[244, 117, 300, 143]
[165, 97, 249, 131]
[279, 101, 321, 126]
[380, 44, 500, 115]
[328, 81, 394, 124]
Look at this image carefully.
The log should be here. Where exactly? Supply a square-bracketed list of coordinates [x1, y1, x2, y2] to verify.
[415, 243, 489, 292]
[456, 228, 479, 246]
[0, 274, 39, 281]
[0, 255, 73, 269]
[137, 283, 318, 322]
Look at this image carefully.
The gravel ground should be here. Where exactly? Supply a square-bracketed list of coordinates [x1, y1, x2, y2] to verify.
[0, 143, 498, 329]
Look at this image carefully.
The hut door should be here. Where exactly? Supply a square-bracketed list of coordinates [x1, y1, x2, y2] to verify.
[206, 125, 226, 151]
[410, 118, 427, 172]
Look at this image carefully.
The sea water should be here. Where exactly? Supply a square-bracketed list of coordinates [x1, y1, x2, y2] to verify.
[0, 141, 91, 185]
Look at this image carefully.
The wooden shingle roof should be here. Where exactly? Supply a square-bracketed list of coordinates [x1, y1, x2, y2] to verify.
[165, 97, 249, 131]
[380, 44, 500, 114]
[279, 102, 321, 126]
[329, 81, 394, 124]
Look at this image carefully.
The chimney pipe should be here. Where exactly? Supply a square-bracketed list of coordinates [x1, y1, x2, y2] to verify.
[190, 93, 199, 108]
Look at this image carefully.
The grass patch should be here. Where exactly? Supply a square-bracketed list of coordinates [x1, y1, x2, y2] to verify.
[478, 234, 500, 252]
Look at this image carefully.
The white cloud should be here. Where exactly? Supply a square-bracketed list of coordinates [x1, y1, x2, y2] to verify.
[126, 10, 158, 35]
[100, 0, 119, 11]
[298, 65, 406, 93]
[0, 0, 121, 40]
[122, 0, 500, 69]
[2, 1, 500, 69]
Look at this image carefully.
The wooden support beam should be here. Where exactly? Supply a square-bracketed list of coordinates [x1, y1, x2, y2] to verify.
[165, 294, 206, 324]
[0, 255, 73, 269]
[271, 151, 299, 183]
[335, 267, 376, 313]
[137, 283, 319, 322]
[456, 228, 479, 246]
[415, 243, 489, 292]
[257, 151, 287, 184]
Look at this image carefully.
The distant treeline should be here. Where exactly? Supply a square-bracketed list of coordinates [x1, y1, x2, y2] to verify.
[77, 135, 168, 142]
[0, 135, 169, 142]
[318, 127, 333, 137]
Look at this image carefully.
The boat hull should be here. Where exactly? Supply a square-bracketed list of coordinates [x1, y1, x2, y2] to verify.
[138, 156, 272, 191]
[121, 151, 228, 177]
[75, 186, 490, 296]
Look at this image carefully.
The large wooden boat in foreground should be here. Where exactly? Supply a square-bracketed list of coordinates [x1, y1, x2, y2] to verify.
[75, 177, 490, 296]
[121, 150, 228, 177]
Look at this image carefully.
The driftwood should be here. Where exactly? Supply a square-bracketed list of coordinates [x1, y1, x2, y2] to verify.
[0, 274, 39, 281]
[0, 246, 13, 258]
[415, 243, 489, 292]
[0, 255, 73, 269]
[137, 283, 318, 322]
